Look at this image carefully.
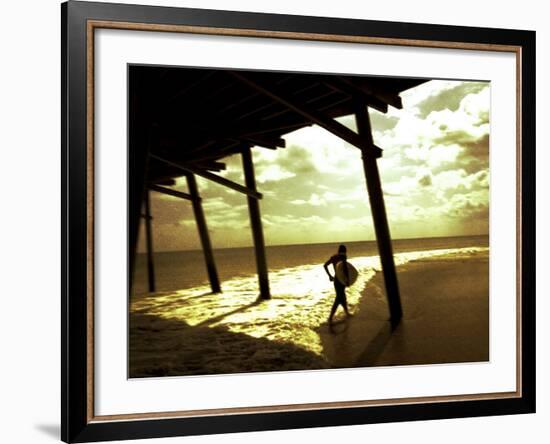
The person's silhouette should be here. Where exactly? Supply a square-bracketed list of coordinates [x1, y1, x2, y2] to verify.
[323, 244, 352, 324]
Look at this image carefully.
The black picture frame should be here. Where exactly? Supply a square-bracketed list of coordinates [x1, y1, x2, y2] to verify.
[62, 1, 536, 442]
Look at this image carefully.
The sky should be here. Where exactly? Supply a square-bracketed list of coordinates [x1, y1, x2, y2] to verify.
[139, 79, 490, 252]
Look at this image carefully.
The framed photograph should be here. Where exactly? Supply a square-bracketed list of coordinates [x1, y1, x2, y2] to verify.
[62, 1, 535, 442]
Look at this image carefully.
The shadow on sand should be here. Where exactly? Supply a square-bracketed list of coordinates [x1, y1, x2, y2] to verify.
[316, 311, 398, 369]
[196, 300, 262, 327]
[131, 291, 216, 313]
[129, 312, 329, 378]
[353, 322, 397, 365]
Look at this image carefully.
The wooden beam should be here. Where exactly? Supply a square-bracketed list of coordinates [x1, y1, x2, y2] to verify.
[355, 102, 402, 325]
[346, 77, 403, 109]
[186, 143, 251, 164]
[164, 71, 216, 106]
[186, 173, 221, 294]
[151, 154, 263, 200]
[159, 120, 302, 155]
[162, 92, 358, 153]
[240, 136, 286, 150]
[258, 87, 340, 121]
[178, 139, 243, 160]
[322, 76, 389, 113]
[147, 146, 238, 175]
[242, 147, 270, 300]
[149, 184, 193, 201]
[146, 174, 184, 186]
[192, 161, 227, 172]
[216, 73, 295, 121]
[154, 179, 176, 186]
[163, 82, 358, 152]
[144, 189, 156, 293]
[230, 71, 380, 155]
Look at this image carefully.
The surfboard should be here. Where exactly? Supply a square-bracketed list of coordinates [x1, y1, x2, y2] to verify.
[335, 261, 358, 287]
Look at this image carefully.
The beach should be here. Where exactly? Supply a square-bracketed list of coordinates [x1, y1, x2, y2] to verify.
[320, 249, 489, 368]
[129, 244, 489, 378]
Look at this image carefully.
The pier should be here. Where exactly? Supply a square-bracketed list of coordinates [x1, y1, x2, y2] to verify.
[129, 66, 426, 323]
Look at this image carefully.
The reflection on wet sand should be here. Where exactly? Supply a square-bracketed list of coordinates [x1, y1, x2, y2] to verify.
[130, 247, 488, 377]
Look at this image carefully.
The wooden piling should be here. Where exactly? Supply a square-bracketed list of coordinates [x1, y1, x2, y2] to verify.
[143, 189, 156, 293]
[354, 102, 403, 324]
[242, 147, 271, 300]
[186, 173, 221, 293]
[128, 74, 150, 292]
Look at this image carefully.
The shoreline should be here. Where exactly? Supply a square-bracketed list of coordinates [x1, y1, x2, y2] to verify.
[132, 239, 489, 297]
[319, 250, 489, 368]
[129, 249, 489, 377]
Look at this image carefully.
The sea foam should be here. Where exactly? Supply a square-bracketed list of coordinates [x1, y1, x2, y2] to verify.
[131, 246, 488, 359]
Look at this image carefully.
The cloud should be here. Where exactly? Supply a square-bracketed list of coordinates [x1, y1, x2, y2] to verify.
[434, 130, 488, 150]
[290, 193, 327, 207]
[202, 197, 232, 211]
[444, 191, 489, 220]
[432, 169, 468, 191]
[417, 172, 432, 187]
[139, 79, 491, 252]
[415, 81, 489, 118]
[370, 111, 400, 132]
[402, 144, 462, 169]
[256, 164, 296, 183]
[252, 144, 318, 184]
[275, 145, 316, 174]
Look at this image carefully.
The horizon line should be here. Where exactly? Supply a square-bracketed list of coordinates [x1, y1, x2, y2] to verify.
[136, 232, 489, 254]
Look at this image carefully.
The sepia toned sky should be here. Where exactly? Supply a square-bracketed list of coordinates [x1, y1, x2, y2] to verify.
[139, 79, 490, 252]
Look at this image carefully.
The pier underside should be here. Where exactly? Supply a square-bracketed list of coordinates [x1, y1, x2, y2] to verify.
[129, 66, 426, 323]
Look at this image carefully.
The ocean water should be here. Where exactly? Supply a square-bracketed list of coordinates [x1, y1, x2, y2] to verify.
[130, 235, 489, 375]
[132, 235, 489, 297]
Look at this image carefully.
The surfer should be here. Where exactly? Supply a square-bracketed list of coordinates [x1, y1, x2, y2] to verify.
[323, 244, 352, 324]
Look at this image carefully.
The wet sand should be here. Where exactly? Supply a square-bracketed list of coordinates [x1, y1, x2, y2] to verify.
[129, 249, 489, 377]
[319, 250, 489, 368]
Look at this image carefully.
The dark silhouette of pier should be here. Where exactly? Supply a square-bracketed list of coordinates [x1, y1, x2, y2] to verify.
[130, 66, 426, 324]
